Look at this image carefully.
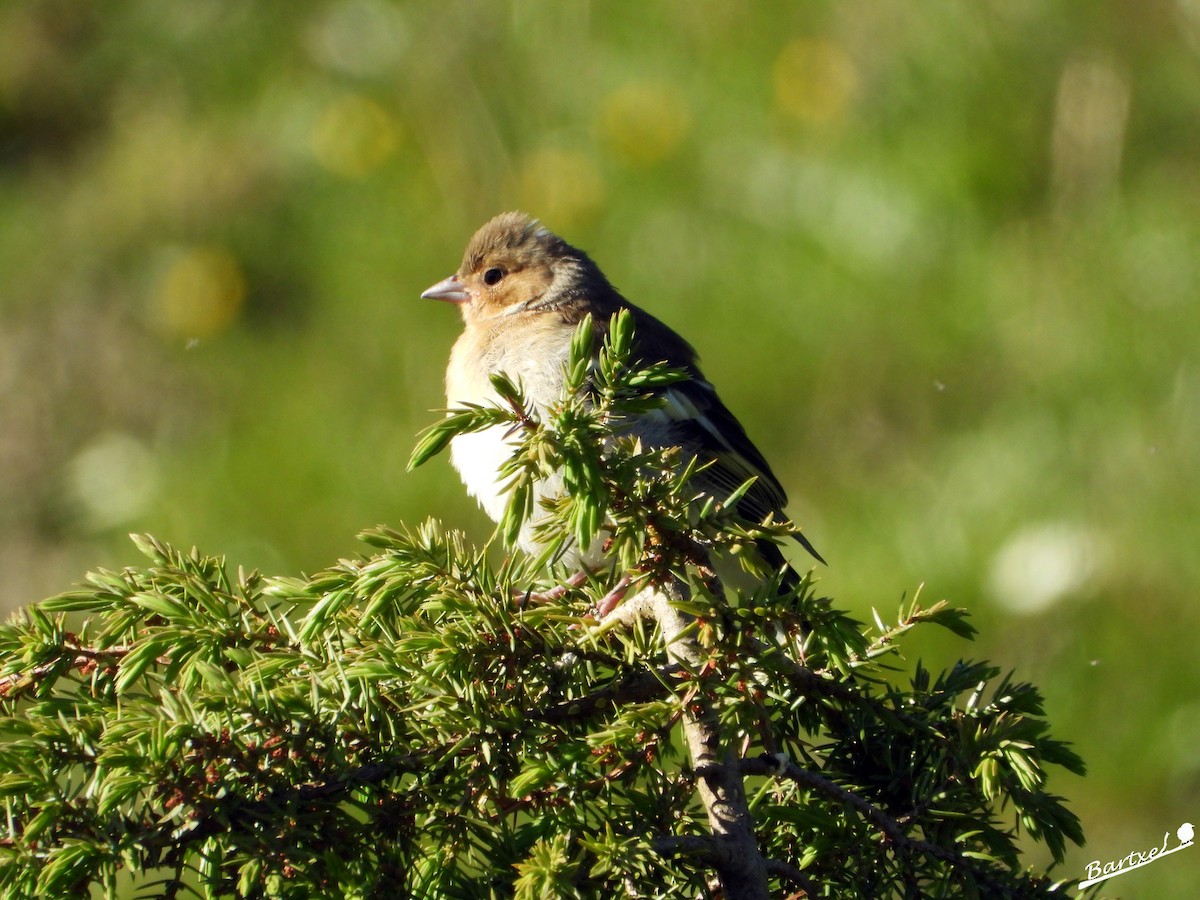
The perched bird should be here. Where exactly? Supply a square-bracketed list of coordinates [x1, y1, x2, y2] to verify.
[421, 211, 823, 595]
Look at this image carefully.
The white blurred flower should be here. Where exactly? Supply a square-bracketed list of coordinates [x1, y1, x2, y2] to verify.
[65, 432, 159, 532]
[987, 522, 1102, 614]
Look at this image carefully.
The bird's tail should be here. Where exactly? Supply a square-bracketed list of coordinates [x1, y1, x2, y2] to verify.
[756, 535, 823, 596]
[791, 530, 825, 567]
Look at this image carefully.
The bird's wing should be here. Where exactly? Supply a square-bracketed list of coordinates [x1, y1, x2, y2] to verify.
[632, 380, 824, 565]
[610, 303, 786, 514]
[635, 377, 788, 521]
[599, 301, 824, 564]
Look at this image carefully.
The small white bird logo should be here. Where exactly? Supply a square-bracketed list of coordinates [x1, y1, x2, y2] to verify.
[1178, 823, 1194, 845]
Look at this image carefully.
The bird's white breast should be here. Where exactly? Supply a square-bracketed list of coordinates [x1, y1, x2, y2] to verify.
[445, 317, 575, 548]
[449, 425, 517, 524]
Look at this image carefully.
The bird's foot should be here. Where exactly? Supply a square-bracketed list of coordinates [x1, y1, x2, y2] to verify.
[515, 571, 635, 621]
[590, 574, 634, 618]
[515, 570, 589, 606]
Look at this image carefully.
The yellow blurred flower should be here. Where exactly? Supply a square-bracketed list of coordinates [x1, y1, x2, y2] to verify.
[600, 81, 691, 167]
[773, 37, 858, 125]
[310, 93, 400, 178]
[152, 245, 246, 340]
[512, 147, 603, 227]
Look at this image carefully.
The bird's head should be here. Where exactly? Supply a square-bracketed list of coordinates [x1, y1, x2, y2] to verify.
[421, 212, 610, 322]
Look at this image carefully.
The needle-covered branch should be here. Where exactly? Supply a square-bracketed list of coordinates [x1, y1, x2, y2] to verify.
[0, 312, 1084, 898]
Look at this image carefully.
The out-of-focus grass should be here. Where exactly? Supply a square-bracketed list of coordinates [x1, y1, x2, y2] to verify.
[2, 0, 1197, 891]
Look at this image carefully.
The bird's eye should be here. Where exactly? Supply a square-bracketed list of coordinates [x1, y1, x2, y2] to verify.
[483, 267, 504, 286]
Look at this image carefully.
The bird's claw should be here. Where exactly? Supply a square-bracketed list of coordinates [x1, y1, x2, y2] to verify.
[590, 574, 633, 618]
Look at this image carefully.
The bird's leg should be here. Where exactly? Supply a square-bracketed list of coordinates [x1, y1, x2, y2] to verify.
[516, 570, 634, 618]
[516, 570, 589, 606]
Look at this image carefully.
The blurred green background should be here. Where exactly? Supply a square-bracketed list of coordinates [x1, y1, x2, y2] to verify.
[2, 0, 1197, 892]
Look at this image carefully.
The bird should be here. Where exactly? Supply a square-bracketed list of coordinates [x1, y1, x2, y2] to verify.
[421, 211, 823, 601]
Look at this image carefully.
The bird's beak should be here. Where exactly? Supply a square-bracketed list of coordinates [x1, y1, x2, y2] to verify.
[420, 274, 470, 303]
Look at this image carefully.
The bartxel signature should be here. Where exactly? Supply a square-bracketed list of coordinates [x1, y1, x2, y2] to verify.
[1079, 821, 1194, 889]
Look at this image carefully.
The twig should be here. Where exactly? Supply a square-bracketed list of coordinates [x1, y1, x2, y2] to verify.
[649, 581, 770, 900]
[534, 665, 677, 724]
[763, 857, 820, 896]
[740, 754, 1019, 893]
[0, 644, 147, 697]
[740, 754, 906, 844]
